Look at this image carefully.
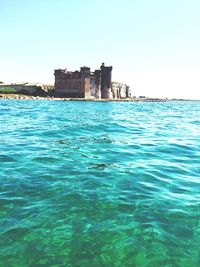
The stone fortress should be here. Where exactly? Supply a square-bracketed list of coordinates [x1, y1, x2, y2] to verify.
[54, 63, 131, 99]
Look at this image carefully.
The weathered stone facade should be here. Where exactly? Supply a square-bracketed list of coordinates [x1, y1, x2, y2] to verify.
[54, 63, 131, 99]
[111, 82, 131, 99]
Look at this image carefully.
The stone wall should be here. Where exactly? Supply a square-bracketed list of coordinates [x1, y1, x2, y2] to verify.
[94, 70, 101, 98]
[112, 82, 132, 99]
[54, 69, 84, 98]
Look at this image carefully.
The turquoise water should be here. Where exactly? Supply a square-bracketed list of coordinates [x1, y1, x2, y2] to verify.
[0, 100, 200, 267]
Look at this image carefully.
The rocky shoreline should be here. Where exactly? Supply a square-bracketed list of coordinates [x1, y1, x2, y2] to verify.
[0, 94, 169, 102]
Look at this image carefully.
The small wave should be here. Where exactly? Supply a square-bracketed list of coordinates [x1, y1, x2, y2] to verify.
[0, 100, 200, 266]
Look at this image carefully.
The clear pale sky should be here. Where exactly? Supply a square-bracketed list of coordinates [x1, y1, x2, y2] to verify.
[1, 0, 200, 99]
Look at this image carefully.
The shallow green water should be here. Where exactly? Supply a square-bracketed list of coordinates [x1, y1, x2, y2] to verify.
[0, 100, 200, 267]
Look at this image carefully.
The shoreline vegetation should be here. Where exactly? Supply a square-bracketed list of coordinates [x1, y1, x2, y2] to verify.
[0, 94, 193, 102]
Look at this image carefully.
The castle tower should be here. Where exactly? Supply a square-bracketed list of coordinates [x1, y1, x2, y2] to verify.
[54, 69, 68, 97]
[80, 66, 91, 98]
[100, 63, 113, 99]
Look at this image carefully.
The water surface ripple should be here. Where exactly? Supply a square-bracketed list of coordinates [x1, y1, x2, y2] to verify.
[0, 100, 200, 266]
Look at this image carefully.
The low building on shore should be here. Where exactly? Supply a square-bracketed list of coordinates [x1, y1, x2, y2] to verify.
[0, 82, 54, 96]
[54, 63, 132, 99]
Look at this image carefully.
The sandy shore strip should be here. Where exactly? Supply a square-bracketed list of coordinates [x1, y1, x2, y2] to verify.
[0, 94, 169, 102]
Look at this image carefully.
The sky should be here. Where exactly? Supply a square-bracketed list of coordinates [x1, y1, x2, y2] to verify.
[0, 0, 200, 99]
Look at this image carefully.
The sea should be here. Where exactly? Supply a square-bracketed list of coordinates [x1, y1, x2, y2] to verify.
[0, 99, 200, 267]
